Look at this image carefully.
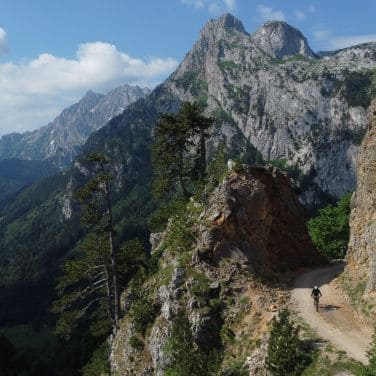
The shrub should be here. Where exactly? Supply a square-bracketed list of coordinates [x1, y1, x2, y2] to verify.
[129, 336, 144, 351]
[266, 309, 312, 376]
[307, 192, 352, 259]
[130, 295, 160, 335]
[164, 311, 205, 375]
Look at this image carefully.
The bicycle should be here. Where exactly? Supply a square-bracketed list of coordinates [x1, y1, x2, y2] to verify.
[313, 296, 319, 312]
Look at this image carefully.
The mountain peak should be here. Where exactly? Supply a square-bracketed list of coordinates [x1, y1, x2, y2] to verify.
[251, 21, 316, 59]
[200, 13, 248, 37]
[216, 13, 247, 33]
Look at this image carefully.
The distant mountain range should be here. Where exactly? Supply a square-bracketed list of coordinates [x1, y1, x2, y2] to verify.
[0, 84, 149, 168]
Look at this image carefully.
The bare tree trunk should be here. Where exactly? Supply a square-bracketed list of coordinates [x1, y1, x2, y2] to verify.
[105, 183, 120, 330]
[100, 161, 121, 331]
[104, 266, 115, 328]
[199, 132, 206, 178]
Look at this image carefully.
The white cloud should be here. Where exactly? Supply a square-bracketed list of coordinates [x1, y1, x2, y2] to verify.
[308, 4, 316, 13]
[312, 29, 331, 41]
[328, 35, 376, 49]
[0, 27, 9, 55]
[181, 0, 236, 14]
[181, 0, 205, 8]
[294, 10, 306, 21]
[223, 0, 236, 12]
[0, 42, 178, 135]
[312, 29, 376, 50]
[256, 5, 286, 22]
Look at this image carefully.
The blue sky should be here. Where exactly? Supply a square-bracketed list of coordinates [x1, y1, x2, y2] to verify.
[0, 0, 375, 135]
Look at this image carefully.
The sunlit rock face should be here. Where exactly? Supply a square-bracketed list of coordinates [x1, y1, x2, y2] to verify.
[346, 101, 376, 293]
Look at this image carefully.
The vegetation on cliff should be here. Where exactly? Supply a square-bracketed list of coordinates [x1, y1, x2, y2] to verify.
[308, 192, 352, 259]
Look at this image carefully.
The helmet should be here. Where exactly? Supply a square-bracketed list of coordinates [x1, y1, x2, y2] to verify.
[314, 285, 318, 289]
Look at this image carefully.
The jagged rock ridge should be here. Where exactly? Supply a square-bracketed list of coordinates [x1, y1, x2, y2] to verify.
[164, 13, 376, 205]
[0, 84, 149, 168]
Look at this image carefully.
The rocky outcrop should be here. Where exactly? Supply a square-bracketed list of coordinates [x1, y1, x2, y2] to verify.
[111, 168, 323, 375]
[199, 167, 324, 271]
[0, 84, 149, 168]
[346, 101, 376, 293]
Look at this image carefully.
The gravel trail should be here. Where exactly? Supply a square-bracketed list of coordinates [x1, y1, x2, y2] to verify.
[292, 262, 372, 364]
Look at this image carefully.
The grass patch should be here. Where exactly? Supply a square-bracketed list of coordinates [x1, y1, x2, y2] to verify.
[301, 351, 363, 375]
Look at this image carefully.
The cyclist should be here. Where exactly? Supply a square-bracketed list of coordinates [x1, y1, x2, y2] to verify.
[311, 285, 322, 311]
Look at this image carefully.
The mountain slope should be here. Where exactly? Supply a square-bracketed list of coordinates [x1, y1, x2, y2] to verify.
[0, 84, 149, 168]
[164, 14, 376, 205]
[0, 158, 56, 204]
[111, 167, 324, 375]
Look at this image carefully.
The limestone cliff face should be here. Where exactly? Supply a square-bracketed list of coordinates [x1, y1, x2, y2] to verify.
[346, 101, 376, 293]
[110, 167, 323, 375]
[162, 14, 376, 206]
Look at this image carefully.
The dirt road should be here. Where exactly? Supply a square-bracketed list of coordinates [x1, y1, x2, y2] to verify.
[292, 262, 373, 364]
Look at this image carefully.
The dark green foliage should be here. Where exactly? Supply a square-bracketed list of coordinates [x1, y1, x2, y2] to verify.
[165, 311, 206, 375]
[52, 154, 146, 335]
[165, 310, 222, 375]
[0, 327, 107, 376]
[0, 158, 56, 204]
[269, 158, 304, 184]
[221, 362, 249, 376]
[266, 308, 312, 376]
[336, 68, 376, 108]
[148, 194, 187, 232]
[206, 143, 228, 183]
[152, 102, 214, 199]
[130, 294, 160, 335]
[307, 192, 352, 259]
[129, 335, 144, 351]
[362, 325, 376, 375]
[0, 171, 81, 288]
[117, 239, 148, 289]
[51, 232, 112, 337]
[81, 341, 110, 376]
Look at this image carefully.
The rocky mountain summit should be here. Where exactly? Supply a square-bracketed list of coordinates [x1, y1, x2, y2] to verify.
[110, 167, 323, 375]
[251, 21, 316, 59]
[161, 13, 376, 205]
[0, 84, 149, 168]
[345, 101, 376, 308]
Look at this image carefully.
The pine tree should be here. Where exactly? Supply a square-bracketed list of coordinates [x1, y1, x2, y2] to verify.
[52, 153, 148, 336]
[152, 101, 213, 199]
[179, 102, 214, 180]
[165, 310, 205, 376]
[265, 308, 304, 376]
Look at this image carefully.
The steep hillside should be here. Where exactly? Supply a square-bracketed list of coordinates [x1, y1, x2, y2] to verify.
[344, 100, 376, 317]
[110, 167, 323, 375]
[0, 158, 56, 204]
[0, 92, 166, 325]
[0, 84, 149, 168]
